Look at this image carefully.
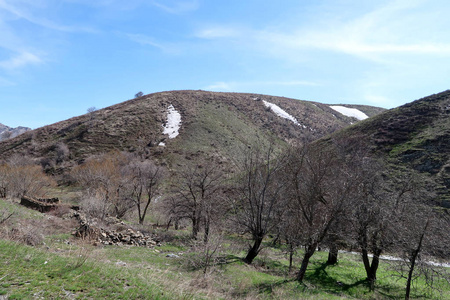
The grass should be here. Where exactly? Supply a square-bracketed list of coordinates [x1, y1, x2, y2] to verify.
[1, 197, 449, 299]
[1, 234, 449, 299]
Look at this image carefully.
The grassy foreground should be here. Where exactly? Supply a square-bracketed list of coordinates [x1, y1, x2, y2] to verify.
[1, 235, 449, 299]
[1, 197, 449, 299]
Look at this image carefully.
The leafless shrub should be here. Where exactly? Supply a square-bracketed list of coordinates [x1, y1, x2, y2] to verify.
[80, 196, 109, 220]
[2, 155, 55, 198]
[183, 234, 224, 276]
[72, 151, 134, 220]
[9, 225, 44, 246]
[55, 142, 70, 163]
[65, 246, 92, 270]
[48, 204, 73, 218]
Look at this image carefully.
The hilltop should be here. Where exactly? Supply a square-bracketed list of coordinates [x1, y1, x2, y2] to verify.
[0, 90, 384, 172]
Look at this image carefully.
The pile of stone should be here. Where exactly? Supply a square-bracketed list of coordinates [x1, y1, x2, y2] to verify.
[72, 212, 159, 248]
[98, 228, 158, 247]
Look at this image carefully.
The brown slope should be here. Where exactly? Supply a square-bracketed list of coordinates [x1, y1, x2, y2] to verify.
[328, 90, 450, 206]
[0, 90, 383, 172]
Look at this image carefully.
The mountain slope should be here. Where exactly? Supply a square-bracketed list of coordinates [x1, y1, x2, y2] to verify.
[329, 90, 450, 206]
[0, 90, 383, 171]
[0, 123, 30, 141]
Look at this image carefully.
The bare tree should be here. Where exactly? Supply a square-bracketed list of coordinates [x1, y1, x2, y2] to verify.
[123, 159, 164, 225]
[284, 143, 354, 282]
[170, 161, 224, 241]
[392, 185, 450, 300]
[72, 151, 132, 219]
[229, 142, 286, 264]
[346, 164, 421, 291]
[87, 106, 97, 129]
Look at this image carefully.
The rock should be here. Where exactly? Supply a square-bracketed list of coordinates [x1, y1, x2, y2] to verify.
[166, 253, 179, 258]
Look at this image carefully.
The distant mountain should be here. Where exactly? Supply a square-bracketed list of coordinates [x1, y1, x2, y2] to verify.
[0, 90, 384, 171]
[0, 123, 31, 141]
[327, 90, 450, 207]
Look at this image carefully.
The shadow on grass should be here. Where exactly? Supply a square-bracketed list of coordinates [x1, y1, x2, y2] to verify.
[231, 278, 296, 298]
[307, 261, 369, 295]
[255, 278, 295, 294]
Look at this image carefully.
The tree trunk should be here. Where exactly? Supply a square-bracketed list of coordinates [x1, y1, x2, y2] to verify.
[368, 257, 379, 290]
[405, 220, 428, 300]
[203, 216, 210, 243]
[405, 256, 415, 300]
[327, 245, 339, 265]
[192, 216, 200, 239]
[243, 237, 263, 264]
[297, 244, 317, 282]
[362, 248, 381, 291]
[288, 243, 295, 273]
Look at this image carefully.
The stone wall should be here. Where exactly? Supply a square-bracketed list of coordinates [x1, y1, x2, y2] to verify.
[20, 196, 59, 213]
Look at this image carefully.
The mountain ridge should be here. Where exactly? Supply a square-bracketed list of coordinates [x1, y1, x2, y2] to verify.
[0, 90, 384, 171]
[0, 123, 31, 141]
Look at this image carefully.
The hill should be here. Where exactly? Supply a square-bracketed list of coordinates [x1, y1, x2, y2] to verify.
[0, 90, 383, 172]
[328, 90, 450, 206]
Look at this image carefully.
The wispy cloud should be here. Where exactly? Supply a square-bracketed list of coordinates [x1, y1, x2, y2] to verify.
[120, 32, 180, 54]
[0, 0, 96, 32]
[195, 27, 242, 39]
[151, 0, 199, 14]
[0, 51, 42, 70]
[195, 0, 450, 64]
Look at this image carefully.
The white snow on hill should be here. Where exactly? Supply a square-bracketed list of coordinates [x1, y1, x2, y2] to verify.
[329, 106, 369, 121]
[162, 104, 181, 139]
[262, 100, 306, 128]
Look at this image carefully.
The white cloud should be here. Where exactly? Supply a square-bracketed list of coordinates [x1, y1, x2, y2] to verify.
[0, 51, 42, 70]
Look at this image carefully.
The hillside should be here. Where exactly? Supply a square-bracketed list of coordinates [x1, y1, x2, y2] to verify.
[328, 90, 450, 206]
[0, 90, 383, 172]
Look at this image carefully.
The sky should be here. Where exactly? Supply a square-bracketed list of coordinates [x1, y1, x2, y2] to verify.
[0, 0, 449, 129]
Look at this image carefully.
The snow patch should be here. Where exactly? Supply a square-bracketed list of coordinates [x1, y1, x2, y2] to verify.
[339, 250, 450, 267]
[262, 100, 306, 128]
[162, 105, 181, 139]
[329, 106, 369, 121]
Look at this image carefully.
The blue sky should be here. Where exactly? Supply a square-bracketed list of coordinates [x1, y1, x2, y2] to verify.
[0, 0, 449, 129]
